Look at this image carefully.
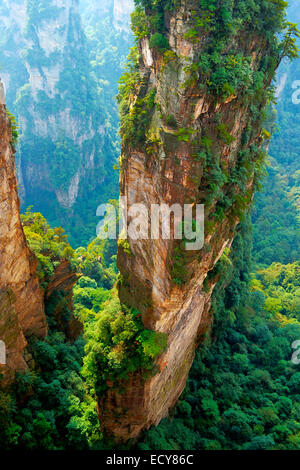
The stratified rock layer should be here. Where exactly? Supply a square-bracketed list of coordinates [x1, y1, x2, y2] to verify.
[0, 0, 123, 242]
[0, 99, 47, 385]
[97, 0, 282, 443]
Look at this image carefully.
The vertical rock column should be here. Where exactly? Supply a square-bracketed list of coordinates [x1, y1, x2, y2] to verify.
[0, 81, 47, 385]
[98, 1, 285, 442]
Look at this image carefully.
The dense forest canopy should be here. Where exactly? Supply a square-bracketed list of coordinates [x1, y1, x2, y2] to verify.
[0, 0, 299, 451]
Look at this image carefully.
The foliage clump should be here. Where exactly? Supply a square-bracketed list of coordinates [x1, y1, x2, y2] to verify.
[83, 293, 168, 395]
[21, 208, 75, 289]
[149, 33, 169, 52]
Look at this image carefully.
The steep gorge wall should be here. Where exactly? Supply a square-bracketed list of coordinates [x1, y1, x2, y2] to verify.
[0, 0, 119, 245]
[99, 0, 287, 442]
[0, 89, 47, 385]
[80, 0, 134, 33]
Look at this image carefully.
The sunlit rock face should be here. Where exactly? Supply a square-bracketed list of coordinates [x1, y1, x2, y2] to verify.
[79, 0, 134, 31]
[98, 2, 280, 442]
[0, 0, 118, 244]
[0, 94, 47, 386]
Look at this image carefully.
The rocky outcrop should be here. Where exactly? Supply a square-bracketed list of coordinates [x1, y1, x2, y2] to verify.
[0, 0, 118, 244]
[98, 1, 284, 442]
[0, 95, 47, 385]
[0, 82, 5, 106]
[46, 259, 82, 340]
[0, 289, 27, 386]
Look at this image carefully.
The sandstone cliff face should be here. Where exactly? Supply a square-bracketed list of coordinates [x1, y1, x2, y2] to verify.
[98, 2, 280, 442]
[0, 0, 119, 244]
[0, 94, 47, 385]
[46, 259, 82, 340]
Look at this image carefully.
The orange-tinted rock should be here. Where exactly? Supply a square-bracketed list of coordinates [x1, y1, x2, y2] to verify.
[0, 99, 47, 385]
[46, 259, 82, 340]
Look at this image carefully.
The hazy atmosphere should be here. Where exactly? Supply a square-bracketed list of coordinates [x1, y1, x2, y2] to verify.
[0, 0, 299, 456]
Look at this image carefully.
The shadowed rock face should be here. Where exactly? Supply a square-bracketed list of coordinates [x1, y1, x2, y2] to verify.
[97, 2, 281, 442]
[46, 259, 82, 340]
[0, 0, 120, 246]
[0, 97, 47, 385]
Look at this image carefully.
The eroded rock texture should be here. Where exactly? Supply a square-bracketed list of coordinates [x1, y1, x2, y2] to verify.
[97, 0, 283, 442]
[0, 97, 47, 385]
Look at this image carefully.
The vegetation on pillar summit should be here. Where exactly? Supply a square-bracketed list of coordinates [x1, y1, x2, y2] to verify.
[21, 208, 75, 290]
[122, 0, 299, 288]
[121, 0, 299, 188]
[125, 0, 299, 143]
[6, 109, 19, 151]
